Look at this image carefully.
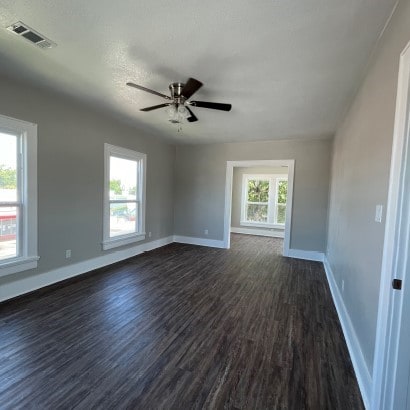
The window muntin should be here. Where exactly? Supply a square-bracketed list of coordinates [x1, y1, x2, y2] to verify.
[0, 115, 38, 277]
[103, 144, 146, 250]
[241, 174, 288, 227]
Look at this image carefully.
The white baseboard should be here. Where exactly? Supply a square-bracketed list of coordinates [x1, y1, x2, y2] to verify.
[230, 227, 284, 238]
[323, 257, 371, 409]
[173, 235, 226, 249]
[0, 236, 174, 303]
[286, 249, 324, 262]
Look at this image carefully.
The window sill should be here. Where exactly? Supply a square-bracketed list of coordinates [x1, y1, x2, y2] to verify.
[240, 221, 285, 230]
[0, 256, 40, 278]
[102, 233, 146, 250]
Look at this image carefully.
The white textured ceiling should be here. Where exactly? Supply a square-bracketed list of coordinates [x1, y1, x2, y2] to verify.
[0, 0, 398, 143]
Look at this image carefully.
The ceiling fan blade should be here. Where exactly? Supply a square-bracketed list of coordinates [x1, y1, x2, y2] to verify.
[186, 106, 198, 122]
[190, 101, 232, 111]
[127, 82, 171, 100]
[181, 78, 203, 99]
[140, 103, 171, 112]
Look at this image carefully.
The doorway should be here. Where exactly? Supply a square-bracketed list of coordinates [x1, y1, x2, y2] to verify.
[223, 160, 295, 255]
[372, 40, 410, 409]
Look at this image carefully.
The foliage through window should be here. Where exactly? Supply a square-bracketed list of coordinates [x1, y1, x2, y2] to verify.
[103, 144, 146, 250]
[0, 133, 19, 261]
[0, 115, 38, 276]
[276, 180, 287, 224]
[241, 174, 288, 227]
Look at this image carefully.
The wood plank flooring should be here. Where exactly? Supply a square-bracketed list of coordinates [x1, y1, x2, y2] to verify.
[0, 234, 364, 409]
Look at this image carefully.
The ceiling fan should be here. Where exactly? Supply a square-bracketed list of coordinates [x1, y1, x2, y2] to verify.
[126, 78, 232, 124]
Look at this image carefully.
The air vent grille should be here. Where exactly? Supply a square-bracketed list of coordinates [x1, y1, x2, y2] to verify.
[37, 40, 53, 49]
[6, 21, 56, 49]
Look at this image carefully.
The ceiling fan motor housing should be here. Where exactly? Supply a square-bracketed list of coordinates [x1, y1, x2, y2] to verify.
[126, 77, 231, 122]
[169, 82, 186, 104]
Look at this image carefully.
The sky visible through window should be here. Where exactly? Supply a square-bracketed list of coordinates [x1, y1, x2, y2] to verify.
[110, 156, 137, 196]
[0, 132, 17, 201]
[0, 132, 18, 260]
[109, 156, 138, 237]
[0, 132, 16, 168]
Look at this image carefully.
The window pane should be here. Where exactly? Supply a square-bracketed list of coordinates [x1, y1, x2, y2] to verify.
[247, 179, 269, 202]
[277, 204, 286, 224]
[277, 180, 287, 204]
[109, 156, 137, 200]
[246, 204, 268, 223]
[109, 202, 137, 237]
[0, 206, 18, 260]
[0, 132, 18, 202]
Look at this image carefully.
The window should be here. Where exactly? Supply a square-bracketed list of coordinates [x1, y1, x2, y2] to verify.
[241, 174, 288, 227]
[103, 144, 146, 250]
[0, 115, 38, 277]
[276, 179, 288, 224]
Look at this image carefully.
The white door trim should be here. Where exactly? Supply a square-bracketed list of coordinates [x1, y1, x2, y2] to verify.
[371, 39, 410, 410]
[223, 159, 295, 255]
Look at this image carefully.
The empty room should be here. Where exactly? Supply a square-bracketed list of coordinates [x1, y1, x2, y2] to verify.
[0, 0, 409, 409]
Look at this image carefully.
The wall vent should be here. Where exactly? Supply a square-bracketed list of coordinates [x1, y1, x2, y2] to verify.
[6, 21, 56, 49]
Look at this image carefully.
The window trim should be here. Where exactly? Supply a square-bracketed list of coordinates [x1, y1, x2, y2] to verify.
[0, 114, 38, 278]
[275, 176, 288, 226]
[240, 173, 288, 229]
[102, 143, 146, 250]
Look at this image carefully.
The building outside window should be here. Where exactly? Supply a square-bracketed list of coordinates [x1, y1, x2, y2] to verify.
[0, 115, 38, 277]
[103, 143, 146, 250]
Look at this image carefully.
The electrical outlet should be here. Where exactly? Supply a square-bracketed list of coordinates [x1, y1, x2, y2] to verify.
[65, 249, 71, 259]
[341, 280, 345, 292]
[204, 229, 208, 235]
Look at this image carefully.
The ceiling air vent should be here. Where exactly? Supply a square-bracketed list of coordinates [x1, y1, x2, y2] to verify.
[6, 21, 56, 49]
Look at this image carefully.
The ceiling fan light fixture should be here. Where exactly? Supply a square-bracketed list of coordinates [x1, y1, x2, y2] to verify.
[167, 105, 180, 123]
[167, 104, 189, 124]
[127, 77, 231, 127]
[178, 105, 189, 118]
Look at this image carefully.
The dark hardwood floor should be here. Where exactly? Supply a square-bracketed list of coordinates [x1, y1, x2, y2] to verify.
[0, 234, 363, 409]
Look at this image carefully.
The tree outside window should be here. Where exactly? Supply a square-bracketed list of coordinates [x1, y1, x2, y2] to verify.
[242, 174, 288, 227]
[103, 144, 146, 250]
[0, 116, 38, 277]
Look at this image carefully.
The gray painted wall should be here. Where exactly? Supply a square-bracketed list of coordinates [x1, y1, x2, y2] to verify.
[231, 166, 287, 234]
[174, 139, 331, 251]
[0, 74, 175, 290]
[327, 0, 410, 374]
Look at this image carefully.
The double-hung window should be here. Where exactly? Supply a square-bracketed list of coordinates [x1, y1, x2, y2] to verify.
[103, 144, 146, 250]
[275, 178, 288, 225]
[241, 174, 288, 228]
[0, 115, 38, 277]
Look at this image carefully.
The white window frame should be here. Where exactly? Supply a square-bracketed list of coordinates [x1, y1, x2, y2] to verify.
[102, 143, 146, 250]
[0, 114, 38, 278]
[275, 177, 288, 225]
[240, 174, 288, 229]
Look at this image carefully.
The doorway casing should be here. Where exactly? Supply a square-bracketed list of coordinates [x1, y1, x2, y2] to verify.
[372, 39, 410, 409]
[223, 159, 295, 254]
